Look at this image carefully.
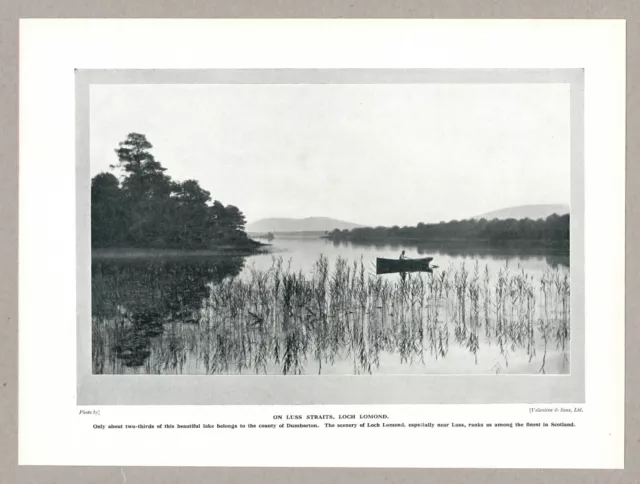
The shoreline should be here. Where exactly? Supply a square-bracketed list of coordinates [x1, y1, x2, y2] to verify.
[92, 245, 271, 260]
[322, 236, 569, 250]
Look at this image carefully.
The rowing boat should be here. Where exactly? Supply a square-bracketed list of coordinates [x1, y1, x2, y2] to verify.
[376, 257, 433, 275]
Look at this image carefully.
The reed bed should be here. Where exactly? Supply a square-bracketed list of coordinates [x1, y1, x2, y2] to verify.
[92, 255, 571, 375]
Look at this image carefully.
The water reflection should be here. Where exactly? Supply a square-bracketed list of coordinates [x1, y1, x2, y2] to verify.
[91, 256, 244, 374]
[92, 251, 570, 376]
[331, 239, 570, 269]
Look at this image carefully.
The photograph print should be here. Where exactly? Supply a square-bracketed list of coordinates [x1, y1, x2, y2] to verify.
[88, 70, 575, 378]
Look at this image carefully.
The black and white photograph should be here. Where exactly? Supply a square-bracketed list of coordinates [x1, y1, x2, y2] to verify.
[88, 71, 574, 378]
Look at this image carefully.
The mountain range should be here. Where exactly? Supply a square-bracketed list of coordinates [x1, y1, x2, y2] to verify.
[246, 217, 362, 234]
[247, 204, 569, 234]
[472, 204, 569, 221]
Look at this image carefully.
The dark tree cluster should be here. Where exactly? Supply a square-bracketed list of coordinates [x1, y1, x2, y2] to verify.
[327, 214, 570, 247]
[91, 133, 257, 249]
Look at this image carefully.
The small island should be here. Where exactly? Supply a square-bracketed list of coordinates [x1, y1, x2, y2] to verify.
[91, 133, 265, 257]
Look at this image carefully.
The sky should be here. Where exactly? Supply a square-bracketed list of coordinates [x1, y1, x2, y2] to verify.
[90, 83, 570, 227]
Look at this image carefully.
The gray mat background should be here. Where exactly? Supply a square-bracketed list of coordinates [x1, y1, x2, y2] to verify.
[0, 1, 636, 482]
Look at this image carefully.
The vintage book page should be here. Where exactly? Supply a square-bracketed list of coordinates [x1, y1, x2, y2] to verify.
[19, 19, 625, 468]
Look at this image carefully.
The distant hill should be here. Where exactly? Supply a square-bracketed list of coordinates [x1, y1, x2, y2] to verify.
[472, 204, 570, 221]
[247, 217, 363, 233]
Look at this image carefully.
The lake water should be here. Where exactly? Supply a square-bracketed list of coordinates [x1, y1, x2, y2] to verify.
[91, 237, 570, 376]
[243, 236, 569, 281]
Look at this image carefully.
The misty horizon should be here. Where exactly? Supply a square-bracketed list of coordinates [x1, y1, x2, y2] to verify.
[90, 83, 570, 227]
[244, 203, 570, 228]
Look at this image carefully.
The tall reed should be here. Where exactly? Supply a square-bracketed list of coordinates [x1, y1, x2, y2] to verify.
[92, 255, 571, 376]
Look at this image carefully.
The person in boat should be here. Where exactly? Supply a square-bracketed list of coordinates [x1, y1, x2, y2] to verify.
[399, 250, 408, 282]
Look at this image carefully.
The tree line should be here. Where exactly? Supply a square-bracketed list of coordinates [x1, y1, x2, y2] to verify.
[326, 214, 570, 247]
[91, 133, 258, 250]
